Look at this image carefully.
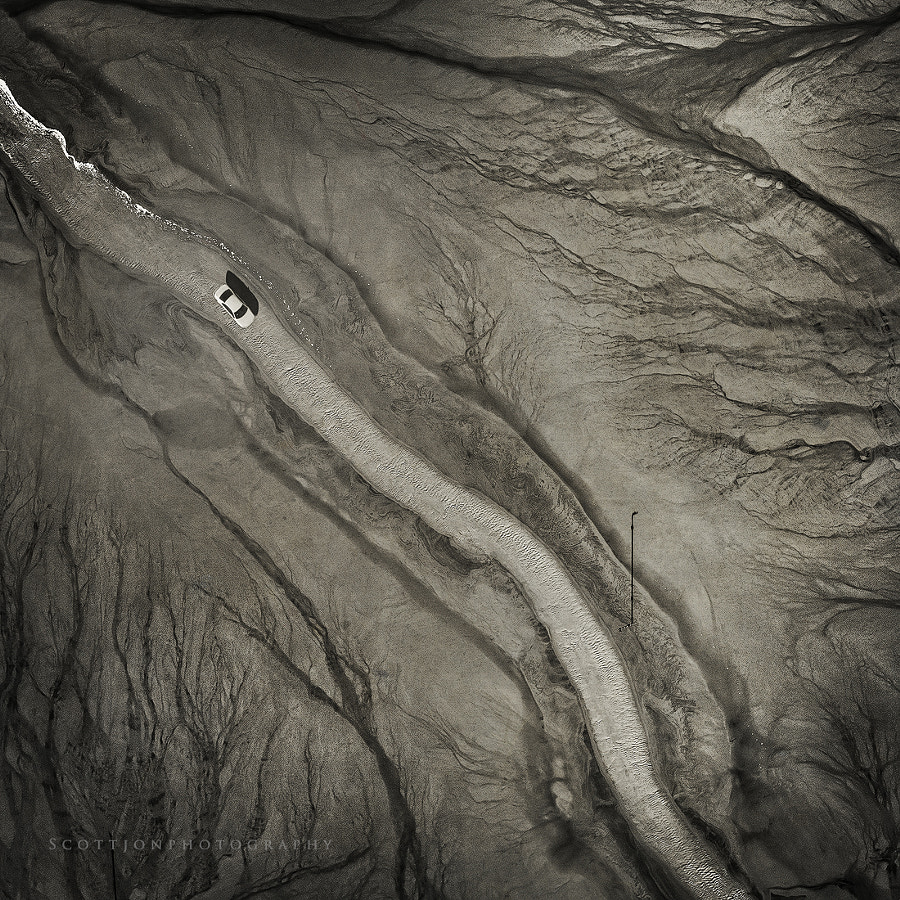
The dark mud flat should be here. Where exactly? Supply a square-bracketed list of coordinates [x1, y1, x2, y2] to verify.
[1, 3, 898, 899]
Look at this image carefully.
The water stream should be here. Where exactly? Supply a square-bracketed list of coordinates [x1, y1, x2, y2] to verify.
[0, 76, 753, 900]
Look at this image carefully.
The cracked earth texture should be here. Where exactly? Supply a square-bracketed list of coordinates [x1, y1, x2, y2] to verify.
[0, 2, 898, 899]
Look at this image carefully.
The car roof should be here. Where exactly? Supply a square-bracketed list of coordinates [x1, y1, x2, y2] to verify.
[225, 271, 260, 315]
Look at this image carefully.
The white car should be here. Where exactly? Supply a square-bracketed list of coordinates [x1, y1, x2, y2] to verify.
[214, 283, 255, 327]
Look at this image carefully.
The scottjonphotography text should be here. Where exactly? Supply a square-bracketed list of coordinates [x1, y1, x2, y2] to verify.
[49, 837, 332, 853]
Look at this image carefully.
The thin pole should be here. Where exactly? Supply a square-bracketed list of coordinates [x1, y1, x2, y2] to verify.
[630, 512, 638, 625]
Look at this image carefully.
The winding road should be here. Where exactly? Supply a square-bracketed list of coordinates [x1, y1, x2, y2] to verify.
[0, 77, 753, 900]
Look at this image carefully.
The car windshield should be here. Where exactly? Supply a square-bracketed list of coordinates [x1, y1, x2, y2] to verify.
[225, 271, 260, 315]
